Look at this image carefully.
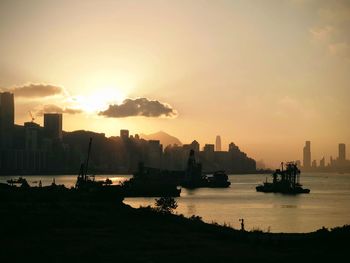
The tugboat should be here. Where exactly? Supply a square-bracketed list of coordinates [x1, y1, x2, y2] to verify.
[256, 162, 310, 194]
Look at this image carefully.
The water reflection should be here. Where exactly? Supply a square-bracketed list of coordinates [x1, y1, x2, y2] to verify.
[1, 173, 350, 233]
[186, 204, 196, 215]
[0, 174, 132, 188]
[125, 173, 350, 233]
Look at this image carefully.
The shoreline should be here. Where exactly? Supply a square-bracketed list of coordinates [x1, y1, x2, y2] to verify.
[1, 198, 349, 262]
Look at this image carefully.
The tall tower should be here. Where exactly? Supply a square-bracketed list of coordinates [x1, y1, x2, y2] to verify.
[120, 129, 129, 140]
[303, 141, 311, 168]
[44, 113, 63, 140]
[0, 92, 15, 148]
[215, 135, 222, 151]
[338, 143, 346, 161]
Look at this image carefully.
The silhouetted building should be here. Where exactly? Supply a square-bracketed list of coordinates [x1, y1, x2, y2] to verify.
[229, 142, 239, 153]
[24, 122, 40, 151]
[338, 143, 346, 161]
[215, 135, 221, 151]
[303, 141, 311, 168]
[0, 92, 14, 148]
[120, 129, 129, 140]
[44, 113, 62, 141]
[147, 140, 163, 168]
[204, 144, 214, 152]
[320, 157, 325, 168]
[191, 140, 200, 153]
[312, 160, 317, 168]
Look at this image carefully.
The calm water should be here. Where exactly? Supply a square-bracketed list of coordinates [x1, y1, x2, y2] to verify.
[1, 173, 349, 233]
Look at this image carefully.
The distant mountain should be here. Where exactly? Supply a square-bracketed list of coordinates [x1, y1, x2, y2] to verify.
[140, 131, 182, 147]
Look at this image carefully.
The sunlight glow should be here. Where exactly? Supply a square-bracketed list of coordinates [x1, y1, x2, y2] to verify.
[73, 87, 126, 114]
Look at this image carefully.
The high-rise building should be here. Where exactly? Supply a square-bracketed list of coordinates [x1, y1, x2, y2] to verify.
[203, 144, 214, 152]
[228, 142, 239, 153]
[312, 160, 317, 168]
[338, 143, 346, 161]
[215, 135, 222, 151]
[0, 92, 14, 148]
[25, 122, 40, 150]
[120, 129, 129, 140]
[320, 157, 325, 168]
[191, 140, 200, 152]
[44, 113, 62, 140]
[303, 141, 311, 168]
[148, 140, 163, 168]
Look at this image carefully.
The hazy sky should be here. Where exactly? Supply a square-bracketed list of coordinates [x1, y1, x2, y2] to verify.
[1, 0, 349, 167]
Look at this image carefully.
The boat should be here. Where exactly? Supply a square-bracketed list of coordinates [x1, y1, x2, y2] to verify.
[256, 162, 310, 194]
[181, 150, 231, 189]
[6, 177, 29, 188]
[122, 163, 181, 197]
[206, 171, 231, 188]
[129, 149, 231, 190]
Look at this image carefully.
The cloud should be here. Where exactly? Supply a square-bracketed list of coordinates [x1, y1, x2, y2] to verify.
[328, 42, 350, 58]
[2, 83, 64, 98]
[36, 104, 82, 116]
[310, 25, 333, 42]
[99, 98, 177, 118]
[309, 1, 350, 59]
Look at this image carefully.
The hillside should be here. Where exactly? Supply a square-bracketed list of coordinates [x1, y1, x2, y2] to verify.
[140, 131, 182, 147]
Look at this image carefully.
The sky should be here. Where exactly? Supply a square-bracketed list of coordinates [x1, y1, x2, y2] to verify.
[1, 0, 350, 167]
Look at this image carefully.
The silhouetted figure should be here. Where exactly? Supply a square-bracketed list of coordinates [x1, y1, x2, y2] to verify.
[39, 180, 42, 187]
[239, 218, 245, 231]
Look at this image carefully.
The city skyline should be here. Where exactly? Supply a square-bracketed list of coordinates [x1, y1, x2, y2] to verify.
[1, 0, 350, 167]
[301, 140, 349, 172]
[2, 91, 349, 171]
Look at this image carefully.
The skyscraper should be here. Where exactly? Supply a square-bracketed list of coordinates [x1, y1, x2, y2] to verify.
[120, 129, 129, 140]
[25, 121, 40, 150]
[0, 92, 14, 148]
[215, 135, 222, 151]
[203, 144, 215, 152]
[303, 141, 311, 168]
[191, 140, 200, 152]
[320, 157, 325, 168]
[44, 113, 63, 140]
[339, 143, 346, 161]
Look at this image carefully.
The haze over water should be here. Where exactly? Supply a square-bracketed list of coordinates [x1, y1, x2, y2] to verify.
[2, 173, 349, 233]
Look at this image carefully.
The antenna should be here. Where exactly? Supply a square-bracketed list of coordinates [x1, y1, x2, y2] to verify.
[28, 111, 35, 122]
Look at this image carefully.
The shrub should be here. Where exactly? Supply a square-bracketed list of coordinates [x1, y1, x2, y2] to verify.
[154, 196, 178, 214]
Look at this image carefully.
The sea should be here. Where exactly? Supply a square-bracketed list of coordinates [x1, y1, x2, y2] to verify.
[1, 172, 349, 233]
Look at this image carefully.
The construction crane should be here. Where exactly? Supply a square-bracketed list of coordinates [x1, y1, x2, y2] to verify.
[28, 111, 35, 122]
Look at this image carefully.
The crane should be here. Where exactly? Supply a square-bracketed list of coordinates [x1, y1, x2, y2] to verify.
[28, 111, 35, 122]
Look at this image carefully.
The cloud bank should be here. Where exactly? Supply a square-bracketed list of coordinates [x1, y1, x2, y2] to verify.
[99, 98, 177, 118]
[4, 83, 64, 98]
[36, 104, 82, 116]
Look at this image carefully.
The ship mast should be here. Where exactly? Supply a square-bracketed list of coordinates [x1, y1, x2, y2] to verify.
[84, 137, 92, 179]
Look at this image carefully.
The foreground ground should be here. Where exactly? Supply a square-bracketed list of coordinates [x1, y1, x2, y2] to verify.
[0, 199, 349, 263]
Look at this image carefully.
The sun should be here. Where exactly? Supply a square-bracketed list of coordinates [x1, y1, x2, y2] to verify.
[73, 88, 126, 114]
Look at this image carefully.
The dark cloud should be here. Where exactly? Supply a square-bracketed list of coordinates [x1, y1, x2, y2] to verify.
[5, 83, 64, 98]
[36, 104, 82, 116]
[99, 98, 177, 118]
